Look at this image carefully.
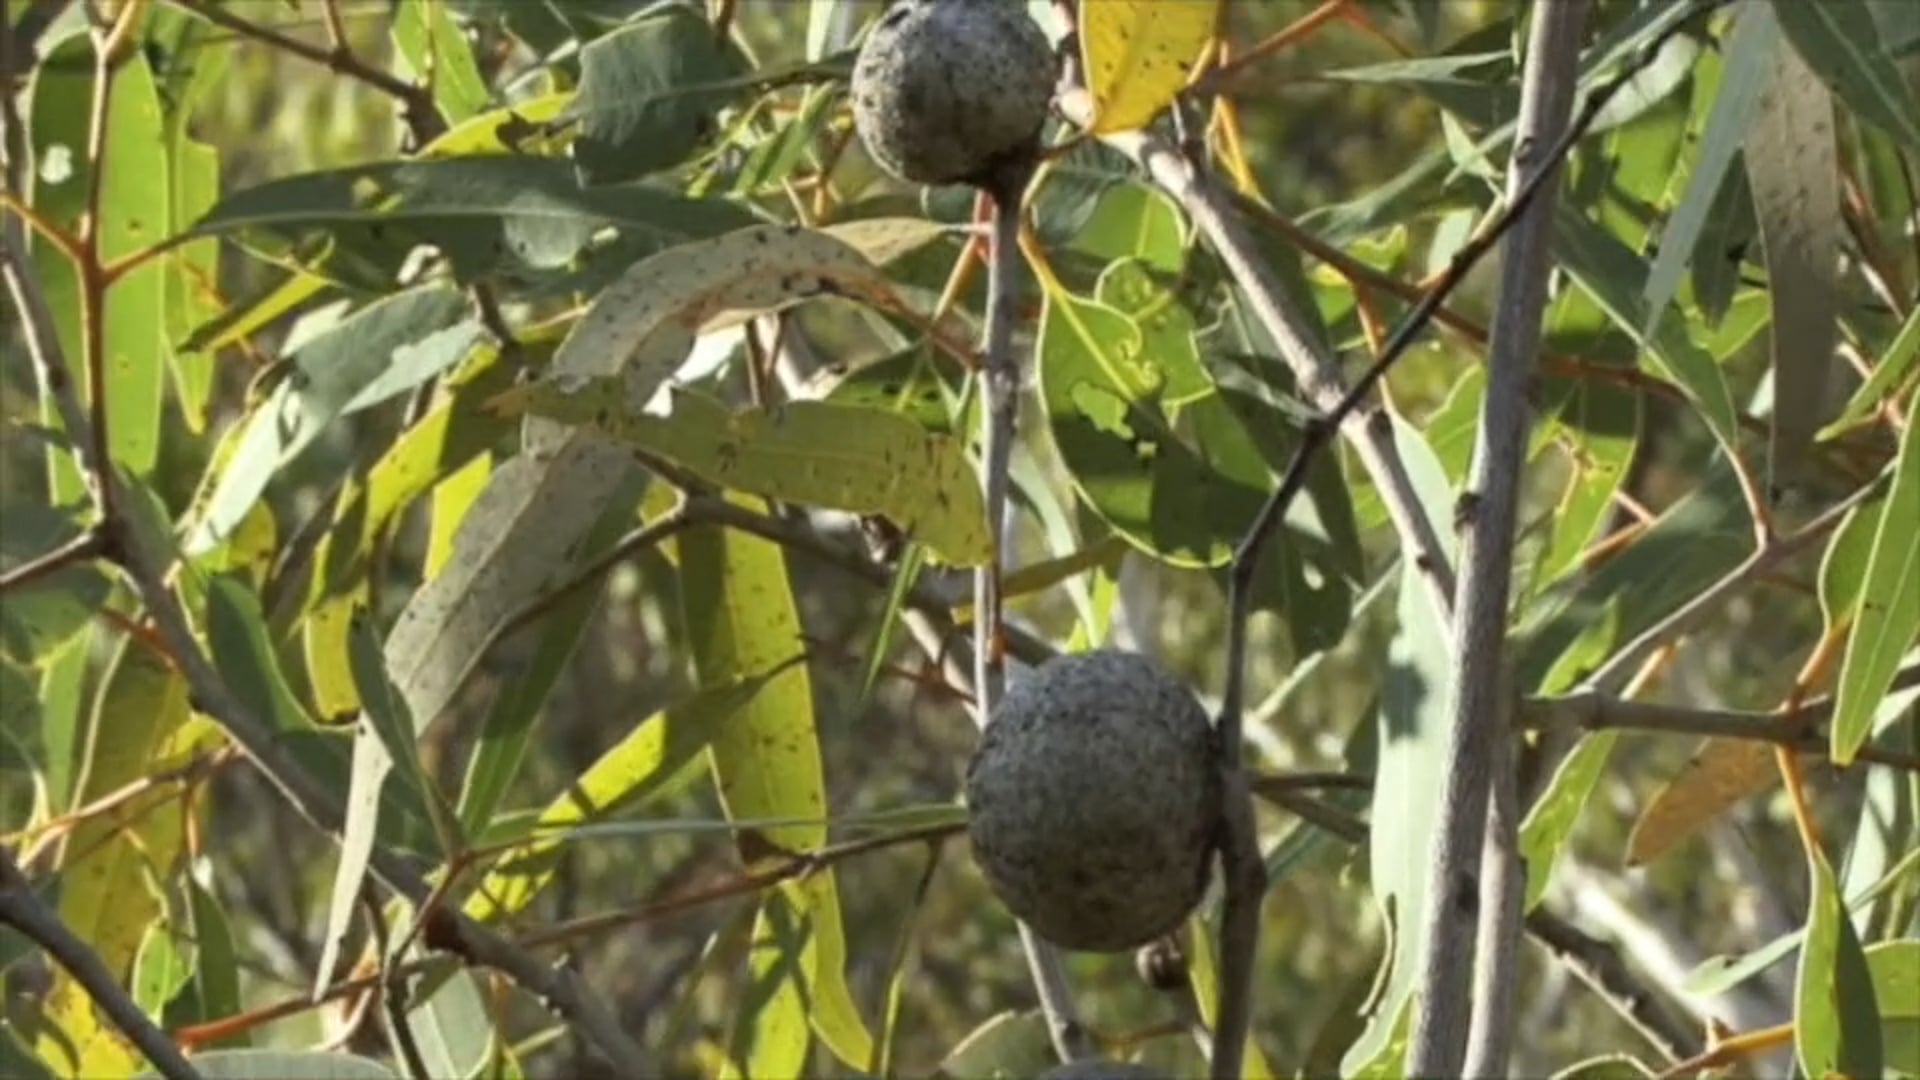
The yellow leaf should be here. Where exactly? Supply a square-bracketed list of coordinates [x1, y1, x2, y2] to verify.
[1081, 0, 1220, 134]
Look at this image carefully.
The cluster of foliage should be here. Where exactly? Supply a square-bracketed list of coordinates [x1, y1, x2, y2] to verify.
[1, 0, 1916, 1078]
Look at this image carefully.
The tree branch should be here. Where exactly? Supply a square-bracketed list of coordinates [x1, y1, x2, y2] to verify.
[0, 849, 205, 1080]
[969, 164, 1092, 1066]
[1411, 3, 1589, 1075]
[2, 202, 650, 1076]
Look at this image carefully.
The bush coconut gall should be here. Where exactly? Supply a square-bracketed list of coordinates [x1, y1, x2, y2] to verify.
[849, 0, 1056, 187]
[965, 650, 1221, 953]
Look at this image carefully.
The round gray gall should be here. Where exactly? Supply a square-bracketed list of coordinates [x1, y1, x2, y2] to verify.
[850, 0, 1056, 186]
[965, 650, 1221, 953]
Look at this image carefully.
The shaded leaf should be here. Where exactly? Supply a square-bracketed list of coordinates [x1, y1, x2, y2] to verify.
[0, 504, 110, 667]
[1745, 32, 1839, 489]
[1552, 210, 1742, 456]
[185, 287, 479, 555]
[465, 667, 789, 921]
[568, 4, 748, 185]
[1641, 0, 1777, 336]
[1822, 306, 1920, 439]
[137, 1050, 398, 1080]
[1772, 0, 1920, 148]
[1344, 421, 1456, 1075]
[206, 575, 311, 733]
[1831, 402, 1920, 763]
[935, 1011, 1054, 1080]
[185, 157, 756, 284]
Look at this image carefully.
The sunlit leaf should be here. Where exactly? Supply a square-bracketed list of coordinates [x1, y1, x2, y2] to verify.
[517, 381, 989, 565]
[28, 38, 169, 502]
[1831, 401, 1920, 763]
[683, 502, 873, 1072]
[1796, 852, 1883, 1079]
[1081, 0, 1219, 134]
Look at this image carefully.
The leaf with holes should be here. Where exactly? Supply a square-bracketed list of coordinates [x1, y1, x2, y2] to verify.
[520, 381, 988, 565]
[383, 225, 901, 739]
[1081, 0, 1219, 134]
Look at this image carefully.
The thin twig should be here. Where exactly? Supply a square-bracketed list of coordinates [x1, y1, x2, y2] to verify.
[970, 160, 1092, 1066]
[1578, 475, 1888, 695]
[2, 192, 651, 1076]
[0, 526, 109, 593]
[0, 849, 205, 1080]
[1413, 4, 1589, 1075]
[1522, 909, 1701, 1063]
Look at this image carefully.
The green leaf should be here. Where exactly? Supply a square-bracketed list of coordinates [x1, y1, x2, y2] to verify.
[1548, 1055, 1655, 1079]
[1069, 182, 1187, 275]
[1866, 941, 1920, 1075]
[935, 1011, 1056, 1080]
[1518, 600, 1624, 910]
[1344, 421, 1455, 1076]
[1822, 305, 1920, 439]
[1772, 0, 1920, 148]
[185, 157, 756, 284]
[37, 639, 210, 1078]
[463, 664, 785, 921]
[405, 965, 493, 1080]
[185, 287, 479, 555]
[392, 0, 490, 123]
[1820, 496, 1888, 636]
[131, 921, 193, 1019]
[1533, 380, 1641, 592]
[1641, 0, 1777, 337]
[206, 575, 312, 733]
[28, 38, 170, 502]
[350, 615, 459, 851]
[567, 4, 749, 185]
[1038, 283, 1288, 570]
[1684, 847, 1918, 998]
[178, 878, 244, 1045]
[136, 1050, 399, 1080]
[1831, 401, 1920, 763]
[1797, 853, 1884, 1079]
[1745, 32, 1839, 489]
[683, 503, 873, 1073]
[0, 504, 110, 666]
[1552, 209, 1742, 457]
[523, 382, 989, 565]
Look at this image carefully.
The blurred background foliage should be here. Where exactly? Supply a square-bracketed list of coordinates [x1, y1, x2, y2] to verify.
[2, 0, 1916, 1078]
